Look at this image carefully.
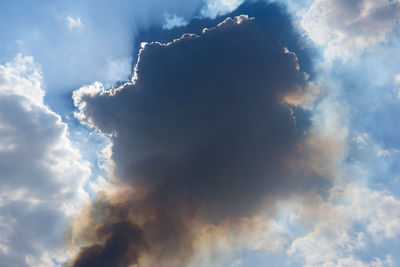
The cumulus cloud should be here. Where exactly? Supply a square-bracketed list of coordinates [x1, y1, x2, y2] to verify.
[0, 55, 91, 266]
[69, 14, 323, 267]
[301, 0, 400, 60]
[288, 184, 400, 266]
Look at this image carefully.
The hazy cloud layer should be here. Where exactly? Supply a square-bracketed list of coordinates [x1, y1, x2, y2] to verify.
[301, 0, 400, 60]
[0, 55, 90, 267]
[289, 184, 400, 266]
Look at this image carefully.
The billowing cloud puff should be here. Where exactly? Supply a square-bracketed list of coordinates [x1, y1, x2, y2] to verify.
[0, 55, 90, 266]
[301, 0, 400, 59]
[70, 15, 320, 267]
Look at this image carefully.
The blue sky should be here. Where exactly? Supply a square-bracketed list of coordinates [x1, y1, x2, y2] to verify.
[1, 0, 400, 266]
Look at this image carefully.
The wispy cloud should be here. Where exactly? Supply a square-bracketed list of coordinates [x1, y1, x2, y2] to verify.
[200, 0, 244, 19]
[66, 16, 82, 30]
[162, 13, 188, 29]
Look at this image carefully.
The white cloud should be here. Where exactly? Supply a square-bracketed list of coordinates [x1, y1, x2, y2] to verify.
[288, 184, 400, 267]
[353, 132, 368, 149]
[377, 149, 398, 157]
[301, 0, 400, 60]
[0, 55, 90, 266]
[72, 81, 106, 127]
[162, 13, 188, 29]
[200, 0, 244, 19]
[66, 16, 82, 30]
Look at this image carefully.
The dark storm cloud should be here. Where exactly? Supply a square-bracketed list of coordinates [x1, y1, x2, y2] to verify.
[71, 14, 313, 267]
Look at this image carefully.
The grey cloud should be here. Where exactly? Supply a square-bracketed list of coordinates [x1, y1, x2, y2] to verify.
[71, 14, 317, 267]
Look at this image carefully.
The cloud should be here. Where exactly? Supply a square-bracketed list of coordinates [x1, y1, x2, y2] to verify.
[163, 13, 188, 30]
[0, 55, 91, 266]
[188, 216, 288, 266]
[301, 0, 400, 60]
[200, 0, 245, 19]
[66, 16, 82, 30]
[288, 184, 400, 266]
[69, 15, 320, 267]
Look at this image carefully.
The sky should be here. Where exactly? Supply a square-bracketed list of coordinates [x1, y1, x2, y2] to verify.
[1, 0, 400, 266]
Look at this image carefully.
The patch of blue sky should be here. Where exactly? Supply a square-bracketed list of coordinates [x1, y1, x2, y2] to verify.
[67, 119, 112, 197]
[323, 42, 400, 195]
[0, 0, 211, 200]
[0, 1, 132, 115]
[0, 0, 207, 116]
